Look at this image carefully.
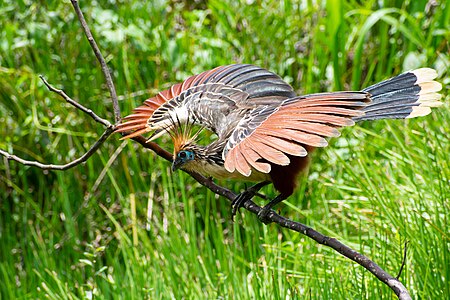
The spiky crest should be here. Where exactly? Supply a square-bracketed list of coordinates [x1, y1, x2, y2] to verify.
[162, 113, 204, 155]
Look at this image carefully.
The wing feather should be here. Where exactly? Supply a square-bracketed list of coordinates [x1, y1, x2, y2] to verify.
[279, 113, 356, 126]
[116, 66, 231, 139]
[180, 73, 197, 90]
[279, 106, 364, 116]
[246, 136, 290, 165]
[233, 147, 252, 176]
[224, 92, 369, 175]
[287, 100, 367, 107]
[224, 149, 237, 173]
[116, 64, 294, 140]
[252, 133, 308, 156]
[257, 128, 329, 147]
[259, 116, 341, 137]
[239, 146, 271, 173]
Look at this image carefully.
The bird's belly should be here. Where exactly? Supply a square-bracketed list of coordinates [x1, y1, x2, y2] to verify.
[186, 160, 270, 182]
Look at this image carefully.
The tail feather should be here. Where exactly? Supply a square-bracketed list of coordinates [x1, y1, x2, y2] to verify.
[354, 68, 442, 122]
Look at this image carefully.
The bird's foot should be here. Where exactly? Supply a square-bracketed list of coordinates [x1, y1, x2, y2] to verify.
[231, 190, 253, 221]
[256, 193, 287, 224]
[257, 206, 274, 224]
[231, 181, 270, 221]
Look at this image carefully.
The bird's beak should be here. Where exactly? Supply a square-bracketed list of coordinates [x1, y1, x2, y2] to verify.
[171, 158, 182, 172]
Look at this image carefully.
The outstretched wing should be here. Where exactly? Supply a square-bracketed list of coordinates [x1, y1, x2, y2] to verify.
[223, 92, 371, 176]
[115, 64, 295, 140]
[115, 65, 229, 139]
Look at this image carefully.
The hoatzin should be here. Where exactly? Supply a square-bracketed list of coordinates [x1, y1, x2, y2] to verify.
[116, 64, 442, 223]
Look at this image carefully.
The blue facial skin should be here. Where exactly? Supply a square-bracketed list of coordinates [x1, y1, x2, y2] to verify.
[172, 150, 195, 171]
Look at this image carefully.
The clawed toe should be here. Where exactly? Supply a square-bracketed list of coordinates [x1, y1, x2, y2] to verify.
[230, 181, 271, 221]
[256, 193, 286, 224]
[231, 192, 250, 220]
[257, 206, 273, 224]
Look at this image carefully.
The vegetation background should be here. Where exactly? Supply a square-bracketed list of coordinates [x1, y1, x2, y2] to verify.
[0, 0, 448, 299]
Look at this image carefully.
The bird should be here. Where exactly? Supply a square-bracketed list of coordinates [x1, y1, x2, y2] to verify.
[115, 64, 443, 223]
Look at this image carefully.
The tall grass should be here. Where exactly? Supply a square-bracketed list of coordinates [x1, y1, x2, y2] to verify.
[0, 0, 449, 299]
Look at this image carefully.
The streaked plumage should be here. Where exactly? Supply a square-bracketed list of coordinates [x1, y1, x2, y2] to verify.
[116, 64, 443, 222]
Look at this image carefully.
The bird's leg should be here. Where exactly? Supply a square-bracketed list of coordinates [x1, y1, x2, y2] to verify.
[231, 181, 270, 220]
[257, 194, 288, 224]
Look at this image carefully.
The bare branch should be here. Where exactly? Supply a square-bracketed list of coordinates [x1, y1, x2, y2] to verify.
[268, 208, 411, 300]
[0, 127, 113, 170]
[40, 75, 112, 127]
[129, 135, 173, 161]
[70, 0, 121, 123]
[0, 75, 116, 171]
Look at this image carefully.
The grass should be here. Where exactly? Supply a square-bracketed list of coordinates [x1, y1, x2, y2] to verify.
[0, 0, 449, 299]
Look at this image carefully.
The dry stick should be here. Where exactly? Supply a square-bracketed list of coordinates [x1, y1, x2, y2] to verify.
[186, 171, 411, 300]
[0, 4, 129, 170]
[126, 139, 412, 300]
[70, 0, 121, 123]
[39, 75, 112, 127]
[69, 0, 174, 162]
[0, 75, 115, 171]
[0, 129, 112, 171]
[129, 136, 172, 161]
[396, 241, 409, 279]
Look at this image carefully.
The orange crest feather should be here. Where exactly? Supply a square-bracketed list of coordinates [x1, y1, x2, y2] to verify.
[169, 121, 204, 154]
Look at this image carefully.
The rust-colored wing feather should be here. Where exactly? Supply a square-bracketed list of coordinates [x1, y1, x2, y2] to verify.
[115, 65, 226, 139]
[224, 92, 370, 175]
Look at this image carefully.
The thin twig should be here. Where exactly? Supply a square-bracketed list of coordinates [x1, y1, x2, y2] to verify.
[91, 140, 128, 193]
[39, 75, 112, 127]
[129, 135, 173, 161]
[397, 241, 409, 279]
[70, 0, 121, 123]
[0, 74, 115, 171]
[0, 128, 113, 170]
[268, 208, 411, 300]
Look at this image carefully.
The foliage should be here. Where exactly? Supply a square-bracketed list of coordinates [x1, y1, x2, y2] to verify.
[0, 0, 449, 299]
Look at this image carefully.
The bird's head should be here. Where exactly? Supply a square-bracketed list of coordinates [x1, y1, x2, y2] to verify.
[172, 145, 198, 171]
[169, 117, 206, 172]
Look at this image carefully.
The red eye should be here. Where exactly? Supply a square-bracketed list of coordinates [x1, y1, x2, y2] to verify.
[179, 151, 187, 158]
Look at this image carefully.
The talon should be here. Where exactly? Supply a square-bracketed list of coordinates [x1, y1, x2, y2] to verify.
[257, 206, 273, 224]
[230, 181, 271, 221]
[231, 201, 239, 221]
[231, 192, 248, 221]
[255, 193, 286, 224]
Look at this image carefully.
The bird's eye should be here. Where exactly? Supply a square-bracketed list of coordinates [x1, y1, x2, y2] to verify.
[179, 151, 187, 158]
